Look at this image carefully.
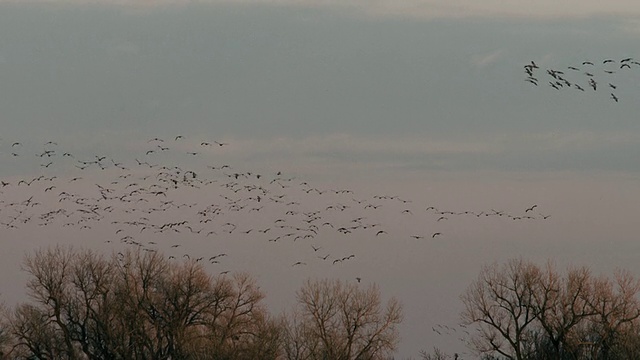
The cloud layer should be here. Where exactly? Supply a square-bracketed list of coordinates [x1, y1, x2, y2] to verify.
[5, 0, 640, 19]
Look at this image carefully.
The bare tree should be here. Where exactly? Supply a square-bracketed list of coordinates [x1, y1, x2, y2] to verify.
[419, 347, 457, 360]
[583, 269, 640, 359]
[461, 259, 640, 360]
[284, 278, 402, 360]
[7, 246, 280, 360]
[0, 303, 8, 359]
[281, 308, 319, 360]
[195, 272, 282, 360]
[8, 303, 66, 359]
[531, 263, 595, 359]
[460, 258, 541, 360]
[21, 245, 80, 359]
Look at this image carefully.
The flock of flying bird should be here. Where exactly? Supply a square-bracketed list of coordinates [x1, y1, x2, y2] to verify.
[524, 57, 640, 102]
[0, 136, 550, 275]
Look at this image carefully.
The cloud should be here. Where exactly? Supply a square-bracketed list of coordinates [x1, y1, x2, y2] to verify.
[470, 50, 505, 68]
[4, 0, 640, 19]
[523, 131, 640, 151]
[113, 130, 640, 176]
[366, 1, 640, 20]
[217, 133, 502, 159]
[618, 18, 640, 34]
[248, 131, 640, 174]
[121, 133, 503, 175]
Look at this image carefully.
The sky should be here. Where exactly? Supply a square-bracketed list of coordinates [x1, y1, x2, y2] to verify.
[2, 1, 640, 358]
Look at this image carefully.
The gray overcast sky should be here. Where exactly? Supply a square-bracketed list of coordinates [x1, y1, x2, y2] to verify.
[2, 1, 640, 358]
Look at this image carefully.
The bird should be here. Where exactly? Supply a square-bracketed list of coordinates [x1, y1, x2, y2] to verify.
[525, 205, 538, 212]
[525, 78, 538, 86]
[0, 134, 556, 283]
[432, 232, 442, 238]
